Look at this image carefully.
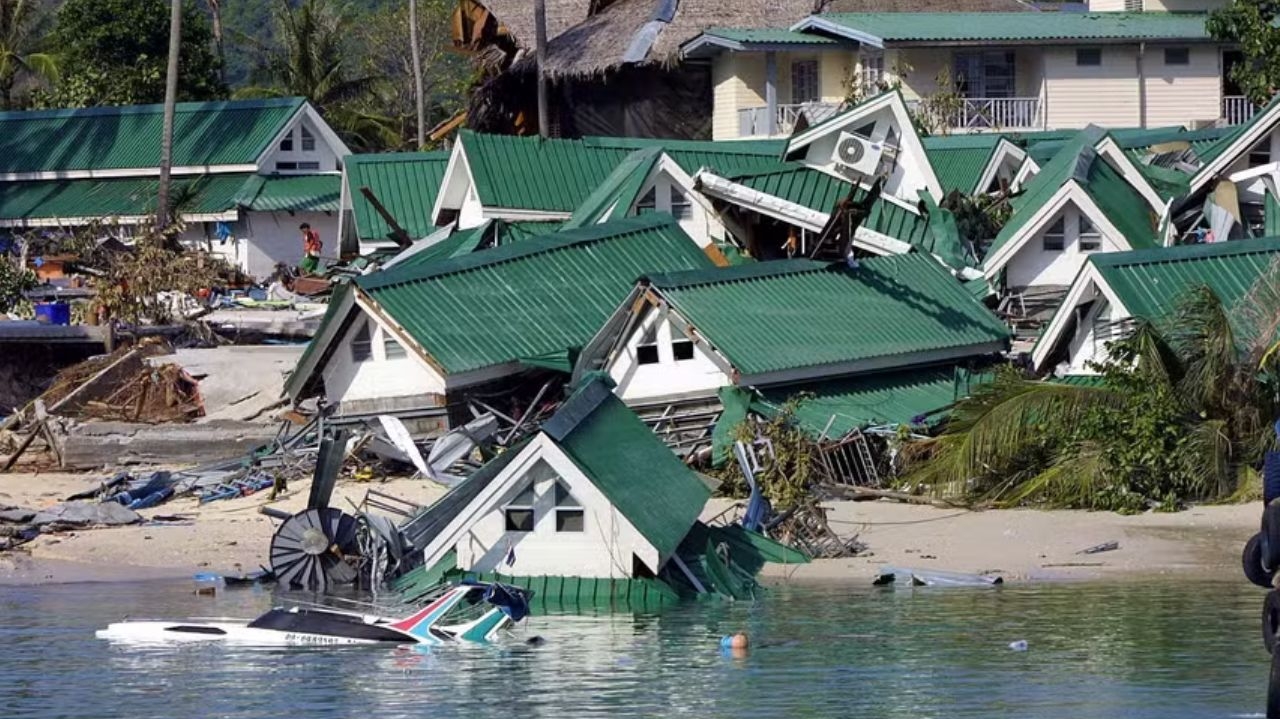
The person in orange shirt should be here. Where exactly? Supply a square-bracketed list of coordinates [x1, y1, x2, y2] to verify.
[299, 223, 322, 275]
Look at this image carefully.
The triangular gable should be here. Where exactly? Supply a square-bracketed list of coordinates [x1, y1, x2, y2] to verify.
[1029, 260, 1130, 372]
[256, 100, 351, 171]
[782, 91, 944, 205]
[1191, 94, 1280, 194]
[1094, 135, 1166, 212]
[976, 138, 1027, 195]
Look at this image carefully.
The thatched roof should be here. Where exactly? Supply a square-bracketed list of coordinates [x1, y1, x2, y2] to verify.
[480, 0, 591, 48]
[523, 0, 1034, 78]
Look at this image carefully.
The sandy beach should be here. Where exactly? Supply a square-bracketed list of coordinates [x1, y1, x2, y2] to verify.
[0, 470, 1260, 585]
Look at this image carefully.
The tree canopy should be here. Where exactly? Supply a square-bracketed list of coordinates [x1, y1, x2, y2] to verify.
[1208, 0, 1280, 105]
[37, 0, 225, 107]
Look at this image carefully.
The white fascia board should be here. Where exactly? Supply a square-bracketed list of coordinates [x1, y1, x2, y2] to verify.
[1192, 102, 1280, 194]
[696, 170, 827, 232]
[353, 290, 450, 380]
[0, 165, 259, 182]
[0, 209, 239, 227]
[789, 15, 884, 48]
[431, 140, 470, 225]
[1030, 263, 1132, 371]
[976, 138, 1027, 195]
[679, 34, 742, 58]
[1010, 156, 1040, 192]
[1226, 160, 1280, 184]
[982, 183, 1076, 278]
[852, 226, 913, 255]
[1095, 136, 1164, 212]
[481, 207, 573, 222]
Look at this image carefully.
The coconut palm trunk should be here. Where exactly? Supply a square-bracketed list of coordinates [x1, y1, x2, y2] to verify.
[156, 0, 182, 231]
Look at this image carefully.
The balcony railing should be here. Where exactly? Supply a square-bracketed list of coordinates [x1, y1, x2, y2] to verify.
[913, 97, 1043, 131]
[1223, 96, 1260, 126]
[737, 102, 842, 137]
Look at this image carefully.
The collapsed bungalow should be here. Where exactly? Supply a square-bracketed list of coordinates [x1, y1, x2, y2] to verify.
[0, 97, 349, 278]
[574, 252, 1011, 468]
[1032, 236, 1280, 375]
[283, 215, 719, 432]
[395, 374, 808, 611]
[339, 150, 449, 255]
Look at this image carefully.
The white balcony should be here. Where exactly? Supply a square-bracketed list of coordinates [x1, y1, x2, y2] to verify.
[913, 97, 1044, 132]
[1223, 96, 1260, 126]
[737, 102, 843, 138]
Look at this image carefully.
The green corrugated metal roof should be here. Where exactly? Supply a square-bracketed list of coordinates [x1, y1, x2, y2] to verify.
[564, 148, 661, 230]
[645, 253, 1010, 378]
[548, 378, 710, 559]
[1092, 236, 1280, 327]
[811, 11, 1212, 43]
[237, 174, 340, 212]
[703, 27, 840, 44]
[359, 215, 716, 375]
[461, 131, 630, 213]
[0, 97, 305, 174]
[1050, 374, 1107, 387]
[924, 142, 996, 195]
[0, 173, 251, 222]
[985, 132, 1156, 268]
[392, 219, 563, 272]
[581, 136, 785, 177]
[346, 151, 450, 242]
[756, 364, 992, 436]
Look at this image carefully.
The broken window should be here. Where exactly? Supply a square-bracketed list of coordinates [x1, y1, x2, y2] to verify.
[669, 185, 692, 220]
[636, 324, 660, 365]
[504, 484, 535, 532]
[1043, 216, 1066, 251]
[350, 321, 372, 362]
[553, 481, 583, 533]
[672, 335, 695, 361]
[300, 125, 316, 151]
[1078, 215, 1102, 251]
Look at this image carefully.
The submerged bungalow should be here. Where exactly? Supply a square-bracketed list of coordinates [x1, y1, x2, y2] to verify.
[395, 375, 809, 611]
[0, 97, 349, 278]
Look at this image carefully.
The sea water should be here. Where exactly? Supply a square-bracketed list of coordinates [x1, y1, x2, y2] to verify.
[0, 578, 1267, 718]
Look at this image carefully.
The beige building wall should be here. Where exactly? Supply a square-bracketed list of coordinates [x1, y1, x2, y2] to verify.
[1043, 46, 1141, 128]
[1144, 0, 1226, 10]
[820, 51, 854, 103]
[1143, 44, 1222, 128]
[1087, 0, 1126, 9]
[887, 47, 951, 100]
[711, 53, 766, 140]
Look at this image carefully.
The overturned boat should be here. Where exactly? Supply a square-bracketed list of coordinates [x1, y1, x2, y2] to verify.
[96, 581, 530, 646]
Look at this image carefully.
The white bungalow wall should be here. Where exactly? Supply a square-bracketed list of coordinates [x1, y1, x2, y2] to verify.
[634, 165, 725, 248]
[180, 211, 339, 279]
[795, 103, 933, 205]
[607, 308, 730, 404]
[455, 452, 659, 579]
[1060, 291, 1126, 375]
[1006, 204, 1126, 289]
[258, 113, 344, 174]
[320, 307, 446, 411]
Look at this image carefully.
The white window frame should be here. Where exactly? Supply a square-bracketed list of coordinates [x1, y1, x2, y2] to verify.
[503, 484, 536, 533]
[300, 125, 316, 151]
[790, 59, 820, 104]
[552, 481, 584, 533]
[350, 320, 372, 362]
[1078, 215, 1102, 251]
[1043, 216, 1066, 251]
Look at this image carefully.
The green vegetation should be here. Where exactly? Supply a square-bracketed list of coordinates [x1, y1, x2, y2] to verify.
[904, 264, 1280, 511]
[1208, 0, 1280, 105]
[3, 0, 469, 152]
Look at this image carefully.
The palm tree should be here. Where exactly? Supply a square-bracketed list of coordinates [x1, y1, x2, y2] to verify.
[238, 0, 376, 109]
[156, 0, 181, 232]
[0, 0, 56, 109]
[905, 258, 1280, 511]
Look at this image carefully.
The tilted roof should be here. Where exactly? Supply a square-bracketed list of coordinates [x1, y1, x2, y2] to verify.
[0, 97, 306, 175]
[643, 253, 1010, 379]
[801, 12, 1214, 45]
[923, 134, 1003, 195]
[346, 151, 450, 242]
[1092, 236, 1280, 325]
[391, 219, 562, 272]
[563, 147, 662, 230]
[545, 377, 710, 559]
[358, 215, 716, 375]
[985, 132, 1157, 269]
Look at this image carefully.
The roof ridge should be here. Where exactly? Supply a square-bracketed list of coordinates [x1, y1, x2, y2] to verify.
[346, 151, 451, 165]
[360, 214, 677, 291]
[646, 252, 927, 290]
[0, 96, 305, 122]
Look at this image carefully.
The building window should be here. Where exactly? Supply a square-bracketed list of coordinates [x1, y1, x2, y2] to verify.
[553, 482, 584, 533]
[503, 485, 535, 532]
[636, 325, 659, 365]
[350, 321, 372, 362]
[636, 186, 657, 213]
[1078, 215, 1102, 251]
[1249, 140, 1272, 168]
[1076, 48, 1102, 67]
[279, 131, 294, 152]
[1164, 48, 1190, 66]
[860, 53, 884, 96]
[953, 51, 1016, 98]
[1124, 0, 1142, 10]
[669, 185, 692, 220]
[672, 336, 694, 361]
[790, 59, 820, 104]
[276, 161, 321, 172]
[383, 331, 406, 359]
[300, 125, 316, 151]
[1043, 216, 1066, 251]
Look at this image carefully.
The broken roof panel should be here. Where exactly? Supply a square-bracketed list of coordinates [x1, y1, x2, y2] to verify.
[359, 215, 716, 375]
[644, 253, 1010, 379]
[346, 151, 451, 242]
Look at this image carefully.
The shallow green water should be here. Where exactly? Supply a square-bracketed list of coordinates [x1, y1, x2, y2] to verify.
[0, 577, 1270, 718]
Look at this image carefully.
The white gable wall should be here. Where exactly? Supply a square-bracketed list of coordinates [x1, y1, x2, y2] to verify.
[636, 162, 725, 248]
[1006, 203, 1126, 288]
[1060, 291, 1126, 374]
[258, 114, 344, 173]
[607, 307, 730, 403]
[798, 105, 934, 205]
[320, 305, 446, 407]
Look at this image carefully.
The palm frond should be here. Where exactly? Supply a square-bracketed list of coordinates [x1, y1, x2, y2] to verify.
[1170, 285, 1237, 413]
[995, 443, 1106, 508]
[1183, 418, 1233, 498]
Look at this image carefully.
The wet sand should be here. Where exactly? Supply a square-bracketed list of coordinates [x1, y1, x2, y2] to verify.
[0, 471, 1260, 585]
